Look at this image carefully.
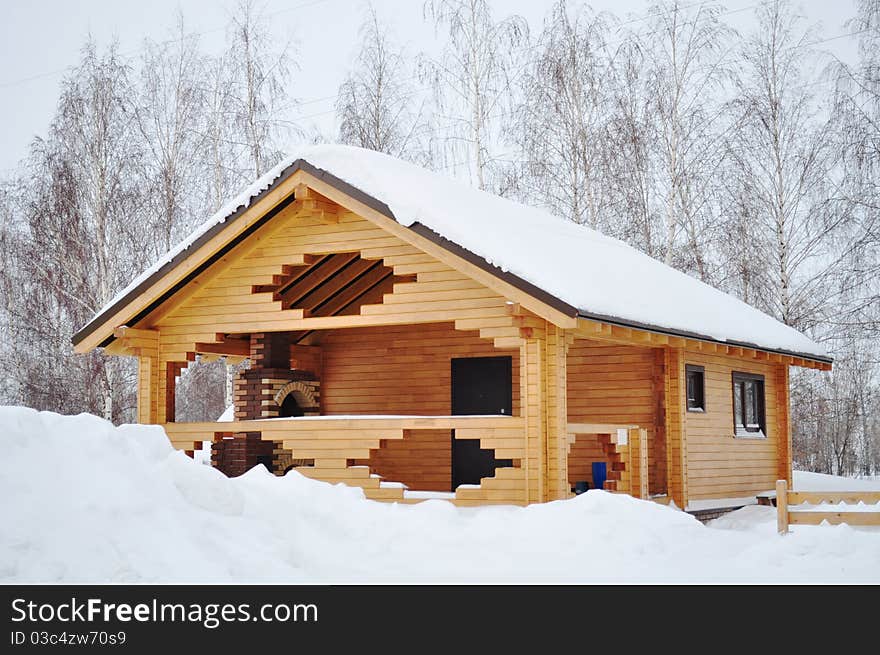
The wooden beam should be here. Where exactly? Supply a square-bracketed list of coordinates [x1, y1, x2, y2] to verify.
[251, 261, 314, 294]
[317, 265, 393, 316]
[104, 340, 137, 356]
[277, 253, 360, 307]
[295, 258, 378, 313]
[304, 198, 339, 224]
[113, 326, 158, 341]
[298, 170, 578, 328]
[294, 183, 312, 200]
[777, 480, 789, 534]
[194, 340, 251, 358]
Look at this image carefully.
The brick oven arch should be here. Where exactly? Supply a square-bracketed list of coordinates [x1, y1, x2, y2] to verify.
[274, 380, 320, 412]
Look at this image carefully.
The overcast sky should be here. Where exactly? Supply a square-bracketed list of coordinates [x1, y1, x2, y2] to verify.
[0, 0, 860, 174]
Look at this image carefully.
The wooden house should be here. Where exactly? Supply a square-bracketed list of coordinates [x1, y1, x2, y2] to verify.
[73, 145, 832, 511]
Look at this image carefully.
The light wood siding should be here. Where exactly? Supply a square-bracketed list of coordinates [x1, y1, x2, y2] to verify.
[664, 348, 687, 508]
[354, 429, 451, 492]
[136, 355, 158, 424]
[144, 194, 535, 505]
[320, 322, 520, 415]
[568, 435, 606, 489]
[153, 206, 526, 363]
[544, 325, 569, 501]
[683, 348, 781, 501]
[319, 322, 520, 492]
[566, 339, 665, 495]
[521, 332, 547, 503]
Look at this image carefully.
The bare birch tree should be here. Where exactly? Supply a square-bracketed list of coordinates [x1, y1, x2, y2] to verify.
[645, 0, 732, 279]
[830, 0, 880, 338]
[0, 41, 143, 421]
[724, 0, 838, 331]
[134, 16, 207, 257]
[512, 1, 614, 228]
[226, 0, 296, 179]
[604, 31, 662, 257]
[420, 0, 527, 191]
[337, 6, 429, 163]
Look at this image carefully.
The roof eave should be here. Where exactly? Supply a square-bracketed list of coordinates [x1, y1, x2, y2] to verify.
[70, 155, 831, 368]
[575, 310, 833, 366]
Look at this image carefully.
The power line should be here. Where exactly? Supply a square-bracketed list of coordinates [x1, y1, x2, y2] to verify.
[0, 0, 336, 90]
[285, 0, 861, 123]
[287, 3, 861, 133]
[0, 0, 867, 170]
[280, 0, 763, 118]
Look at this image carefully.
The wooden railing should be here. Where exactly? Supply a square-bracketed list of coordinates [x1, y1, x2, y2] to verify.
[566, 423, 649, 499]
[776, 479, 880, 533]
[163, 415, 526, 505]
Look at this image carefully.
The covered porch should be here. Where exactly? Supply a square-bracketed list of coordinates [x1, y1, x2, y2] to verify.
[148, 317, 655, 507]
[163, 416, 650, 506]
[165, 415, 525, 505]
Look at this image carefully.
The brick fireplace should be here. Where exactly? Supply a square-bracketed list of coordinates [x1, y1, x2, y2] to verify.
[212, 332, 321, 477]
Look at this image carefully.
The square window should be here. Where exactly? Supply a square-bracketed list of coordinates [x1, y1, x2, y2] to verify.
[732, 372, 766, 437]
[686, 364, 705, 412]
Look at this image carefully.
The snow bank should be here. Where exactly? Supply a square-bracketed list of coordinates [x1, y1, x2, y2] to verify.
[2, 407, 876, 584]
[794, 470, 880, 491]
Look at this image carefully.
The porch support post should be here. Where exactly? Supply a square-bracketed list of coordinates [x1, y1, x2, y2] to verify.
[627, 427, 649, 499]
[775, 363, 792, 485]
[159, 360, 182, 424]
[128, 328, 161, 425]
[664, 347, 688, 509]
[521, 329, 545, 504]
[136, 354, 159, 424]
[545, 325, 571, 501]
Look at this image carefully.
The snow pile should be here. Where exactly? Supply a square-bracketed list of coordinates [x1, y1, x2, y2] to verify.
[80, 144, 826, 359]
[2, 407, 877, 584]
[794, 470, 880, 491]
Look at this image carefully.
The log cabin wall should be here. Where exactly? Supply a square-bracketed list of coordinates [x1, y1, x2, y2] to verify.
[140, 193, 538, 504]
[566, 339, 665, 495]
[92, 171, 811, 508]
[681, 347, 782, 502]
[567, 435, 606, 490]
[318, 321, 520, 491]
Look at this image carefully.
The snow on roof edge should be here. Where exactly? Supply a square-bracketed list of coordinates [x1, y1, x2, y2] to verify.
[74, 144, 830, 362]
[73, 156, 302, 344]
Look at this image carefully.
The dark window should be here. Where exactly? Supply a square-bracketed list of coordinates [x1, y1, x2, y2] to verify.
[732, 372, 765, 436]
[686, 365, 705, 411]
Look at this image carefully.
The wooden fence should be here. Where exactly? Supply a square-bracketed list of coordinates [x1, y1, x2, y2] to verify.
[776, 479, 880, 534]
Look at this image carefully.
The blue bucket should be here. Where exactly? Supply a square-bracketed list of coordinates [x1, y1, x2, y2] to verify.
[592, 462, 607, 490]
[574, 480, 589, 495]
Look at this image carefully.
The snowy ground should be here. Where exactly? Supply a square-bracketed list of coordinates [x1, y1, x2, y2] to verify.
[1, 406, 878, 584]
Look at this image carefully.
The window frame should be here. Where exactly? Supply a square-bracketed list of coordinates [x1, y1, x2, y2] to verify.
[685, 364, 706, 412]
[731, 371, 766, 438]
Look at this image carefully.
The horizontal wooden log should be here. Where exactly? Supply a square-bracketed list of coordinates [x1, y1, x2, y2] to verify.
[788, 491, 880, 505]
[789, 511, 880, 526]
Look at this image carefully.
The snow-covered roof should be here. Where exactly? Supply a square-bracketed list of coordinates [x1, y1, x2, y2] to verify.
[74, 144, 828, 361]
